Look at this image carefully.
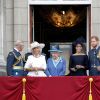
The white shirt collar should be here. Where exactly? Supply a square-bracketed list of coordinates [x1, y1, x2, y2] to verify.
[92, 45, 99, 50]
[96, 45, 99, 50]
[14, 48, 20, 52]
[52, 57, 62, 68]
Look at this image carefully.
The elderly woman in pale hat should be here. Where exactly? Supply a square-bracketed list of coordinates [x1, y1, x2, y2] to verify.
[45, 44, 66, 76]
[24, 41, 47, 77]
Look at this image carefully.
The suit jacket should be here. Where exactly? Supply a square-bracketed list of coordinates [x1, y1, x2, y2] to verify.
[88, 46, 100, 68]
[45, 57, 66, 76]
[7, 49, 24, 76]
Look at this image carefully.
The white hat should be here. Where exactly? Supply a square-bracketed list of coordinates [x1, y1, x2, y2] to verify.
[30, 41, 45, 49]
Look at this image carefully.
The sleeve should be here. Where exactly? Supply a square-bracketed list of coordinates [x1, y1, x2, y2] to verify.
[24, 56, 32, 69]
[42, 56, 47, 70]
[44, 59, 51, 76]
[23, 53, 27, 63]
[59, 59, 66, 76]
[97, 49, 100, 66]
[6, 52, 15, 76]
[69, 55, 74, 70]
[84, 55, 89, 70]
[88, 51, 91, 69]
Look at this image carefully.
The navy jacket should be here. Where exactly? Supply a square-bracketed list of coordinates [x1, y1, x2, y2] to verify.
[88, 46, 100, 68]
[88, 46, 100, 75]
[7, 49, 24, 76]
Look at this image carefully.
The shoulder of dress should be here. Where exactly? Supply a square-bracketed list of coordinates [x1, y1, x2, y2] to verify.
[69, 55, 73, 58]
[61, 58, 66, 62]
[40, 55, 45, 58]
[60, 57, 64, 60]
[85, 55, 88, 58]
[81, 53, 86, 55]
[47, 58, 51, 61]
[28, 55, 33, 59]
[72, 54, 77, 56]
[73, 53, 86, 56]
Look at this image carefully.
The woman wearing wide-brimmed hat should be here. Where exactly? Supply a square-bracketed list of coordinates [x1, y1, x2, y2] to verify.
[24, 41, 47, 77]
[45, 44, 66, 76]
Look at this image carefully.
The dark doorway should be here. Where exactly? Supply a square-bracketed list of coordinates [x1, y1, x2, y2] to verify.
[31, 5, 87, 58]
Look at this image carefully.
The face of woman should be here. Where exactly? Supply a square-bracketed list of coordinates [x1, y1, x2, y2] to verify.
[32, 47, 41, 55]
[51, 52, 60, 60]
[75, 44, 82, 53]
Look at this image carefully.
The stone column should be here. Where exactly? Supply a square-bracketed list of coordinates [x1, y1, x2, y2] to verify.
[5, 0, 14, 56]
[92, 0, 100, 38]
[14, 0, 28, 54]
[0, 0, 7, 76]
[0, 0, 6, 66]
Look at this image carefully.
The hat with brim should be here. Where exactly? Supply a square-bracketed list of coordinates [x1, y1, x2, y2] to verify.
[48, 44, 63, 53]
[31, 41, 45, 49]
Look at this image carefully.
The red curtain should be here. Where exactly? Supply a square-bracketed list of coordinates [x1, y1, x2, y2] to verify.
[0, 76, 99, 100]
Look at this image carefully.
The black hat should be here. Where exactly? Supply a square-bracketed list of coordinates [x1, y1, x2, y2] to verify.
[73, 37, 85, 47]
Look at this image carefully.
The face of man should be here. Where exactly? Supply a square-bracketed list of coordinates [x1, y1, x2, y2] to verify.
[15, 41, 24, 52]
[19, 45, 24, 51]
[18, 44, 24, 52]
[91, 38, 99, 48]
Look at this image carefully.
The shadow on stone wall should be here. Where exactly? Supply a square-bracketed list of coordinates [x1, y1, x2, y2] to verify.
[0, 66, 7, 76]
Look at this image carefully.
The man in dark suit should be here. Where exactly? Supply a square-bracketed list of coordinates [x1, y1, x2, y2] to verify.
[89, 36, 100, 75]
[7, 40, 24, 76]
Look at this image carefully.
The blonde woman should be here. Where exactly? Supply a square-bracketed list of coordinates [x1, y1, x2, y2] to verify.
[24, 41, 47, 77]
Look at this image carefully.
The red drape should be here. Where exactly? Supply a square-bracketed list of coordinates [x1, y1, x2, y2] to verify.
[0, 76, 99, 100]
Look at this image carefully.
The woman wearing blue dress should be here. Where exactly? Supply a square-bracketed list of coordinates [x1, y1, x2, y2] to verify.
[69, 42, 88, 76]
[45, 44, 66, 76]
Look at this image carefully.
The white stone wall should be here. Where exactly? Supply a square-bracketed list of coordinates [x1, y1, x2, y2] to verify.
[0, 0, 6, 65]
[92, 0, 100, 37]
[5, 0, 14, 59]
[5, 0, 28, 59]
[13, 0, 28, 55]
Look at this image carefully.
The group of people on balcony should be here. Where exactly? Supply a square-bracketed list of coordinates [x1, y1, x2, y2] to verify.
[6, 36, 100, 76]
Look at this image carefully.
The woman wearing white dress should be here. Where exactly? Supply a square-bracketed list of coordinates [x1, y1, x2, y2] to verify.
[24, 41, 47, 77]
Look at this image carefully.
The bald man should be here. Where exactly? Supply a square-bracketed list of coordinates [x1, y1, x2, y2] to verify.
[7, 40, 24, 76]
